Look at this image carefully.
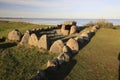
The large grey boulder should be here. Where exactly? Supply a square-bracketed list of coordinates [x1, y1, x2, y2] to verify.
[50, 40, 64, 54]
[7, 29, 22, 42]
[28, 33, 38, 47]
[19, 31, 30, 46]
[66, 38, 79, 54]
[38, 35, 50, 50]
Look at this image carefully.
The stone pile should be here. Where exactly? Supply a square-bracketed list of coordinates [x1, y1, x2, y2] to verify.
[61, 21, 77, 35]
[31, 24, 100, 80]
[5, 21, 100, 80]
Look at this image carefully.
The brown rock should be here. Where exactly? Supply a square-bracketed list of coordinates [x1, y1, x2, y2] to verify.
[38, 35, 50, 50]
[66, 38, 79, 54]
[57, 52, 70, 64]
[61, 29, 69, 35]
[7, 29, 22, 42]
[47, 59, 59, 71]
[19, 31, 30, 46]
[63, 46, 69, 53]
[70, 25, 77, 34]
[28, 33, 38, 47]
[80, 32, 90, 41]
[74, 36, 84, 44]
[50, 40, 64, 54]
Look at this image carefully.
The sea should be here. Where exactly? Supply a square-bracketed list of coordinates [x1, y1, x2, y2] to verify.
[0, 18, 120, 26]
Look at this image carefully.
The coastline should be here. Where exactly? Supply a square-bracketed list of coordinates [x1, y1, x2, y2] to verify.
[0, 18, 120, 26]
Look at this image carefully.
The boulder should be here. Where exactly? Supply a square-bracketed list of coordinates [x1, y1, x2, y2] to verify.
[66, 38, 79, 54]
[70, 25, 77, 34]
[50, 40, 64, 54]
[63, 46, 69, 53]
[90, 26, 97, 32]
[57, 52, 70, 64]
[38, 35, 50, 50]
[7, 29, 22, 42]
[74, 36, 84, 44]
[80, 32, 89, 41]
[28, 33, 38, 47]
[63, 20, 76, 26]
[47, 59, 59, 71]
[19, 32, 30, 46]
[61, 29, 69, 36]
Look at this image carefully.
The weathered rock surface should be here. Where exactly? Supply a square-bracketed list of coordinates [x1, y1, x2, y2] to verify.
[61, 29, 69, 36]
[63, 46, 69, 53]
[19, 32, 30, 45]
[70, 25, 77, 34]
[66, 38, 79, 54]
[7, 29, 22, 42]
[28, 33, 38, 46]
[38, 35, 50, 50]
[50, 40, 64, 54]
[57, 52, 70, 64]
[74, 36, 84, 44]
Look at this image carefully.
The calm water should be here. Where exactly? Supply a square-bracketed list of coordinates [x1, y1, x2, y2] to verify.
[0, 18, 120, 26]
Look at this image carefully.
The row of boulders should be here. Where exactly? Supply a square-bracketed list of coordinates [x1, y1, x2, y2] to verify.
[61, 21, 78, 35]
[7, 26, 59, 42]
[31, 25, 100, 80]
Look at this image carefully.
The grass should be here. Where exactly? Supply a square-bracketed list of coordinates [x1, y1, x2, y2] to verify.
[0, 21, 50, 37]
[0, 21, 58, 80]
[0, 46, 58, 80]
[65, 28, 120, 80]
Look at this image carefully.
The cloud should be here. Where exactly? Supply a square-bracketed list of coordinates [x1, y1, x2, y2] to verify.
[0, 0, 76, 8]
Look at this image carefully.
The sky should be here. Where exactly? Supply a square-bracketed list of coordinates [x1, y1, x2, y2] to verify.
[0, 0, 120, 19]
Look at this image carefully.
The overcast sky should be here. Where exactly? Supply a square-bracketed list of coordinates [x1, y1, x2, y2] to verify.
[0, 0, 120, 18]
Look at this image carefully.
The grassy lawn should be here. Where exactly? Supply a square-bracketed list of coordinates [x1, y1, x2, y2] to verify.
[0, 21, 58, 80]
[65, 28, 120, 80]
[0, 21, 50, 37]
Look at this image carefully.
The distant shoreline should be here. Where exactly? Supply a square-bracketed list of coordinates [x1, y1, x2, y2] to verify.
[0, 18, 120, 25]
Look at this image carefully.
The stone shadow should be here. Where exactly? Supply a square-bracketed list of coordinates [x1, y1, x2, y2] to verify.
[0, 42, 17, 49]
[118, 52, 120, 80]
[31, 59, 77, 80]
[46, 59, 77, 80]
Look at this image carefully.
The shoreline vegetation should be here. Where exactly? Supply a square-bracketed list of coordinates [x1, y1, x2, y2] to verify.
[0, 20, 120, 80]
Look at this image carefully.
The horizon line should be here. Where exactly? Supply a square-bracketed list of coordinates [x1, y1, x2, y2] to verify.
[0, 17, 120, 19]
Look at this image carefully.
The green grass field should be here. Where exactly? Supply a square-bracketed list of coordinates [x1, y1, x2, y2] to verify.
[0, 21, 50, 37]
[65, 28, 120, 80]
[0, 21, 120, 80]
